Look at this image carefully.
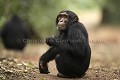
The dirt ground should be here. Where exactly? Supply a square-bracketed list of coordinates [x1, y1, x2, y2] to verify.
[0, 27, 120, 80]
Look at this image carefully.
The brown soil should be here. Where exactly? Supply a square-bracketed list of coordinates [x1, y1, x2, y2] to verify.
[0, 58, 119, 80]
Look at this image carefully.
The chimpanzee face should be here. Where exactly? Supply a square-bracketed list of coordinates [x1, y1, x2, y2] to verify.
[57, 12, 69, 30]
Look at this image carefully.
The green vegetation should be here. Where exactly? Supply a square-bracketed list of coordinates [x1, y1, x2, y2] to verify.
[0, 0, 119, 38]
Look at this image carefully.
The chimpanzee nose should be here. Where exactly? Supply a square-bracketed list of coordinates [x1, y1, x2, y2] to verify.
[60, 18, 63, 22]
[60, 20, 63, 22]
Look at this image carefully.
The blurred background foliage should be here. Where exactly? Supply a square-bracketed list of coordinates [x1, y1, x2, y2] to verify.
[0, 0, 120, 38]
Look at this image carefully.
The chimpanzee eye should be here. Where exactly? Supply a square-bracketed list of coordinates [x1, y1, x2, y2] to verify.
[59, 14, 62, 17]
[58, 17, 61, 21]
[64, 16, 67, 18]
[63, 15, 68, 18]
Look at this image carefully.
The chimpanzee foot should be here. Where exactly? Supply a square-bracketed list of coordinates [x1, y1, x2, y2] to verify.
[57, 73, 76, 78]
[57, 73, 85, 78]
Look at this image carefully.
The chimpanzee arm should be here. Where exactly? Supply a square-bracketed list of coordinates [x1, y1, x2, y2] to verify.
[39, 47, 59, 74]
[40, 47, 60, 62]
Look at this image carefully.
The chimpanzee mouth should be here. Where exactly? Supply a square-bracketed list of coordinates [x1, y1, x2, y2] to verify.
[57, 26, 65, 30]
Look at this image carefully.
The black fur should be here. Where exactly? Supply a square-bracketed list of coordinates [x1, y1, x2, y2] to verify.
[39, 10, 91, 78]
[1, 15, 29, 50]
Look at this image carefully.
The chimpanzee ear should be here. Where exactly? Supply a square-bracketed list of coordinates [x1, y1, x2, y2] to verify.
[74, 15, 79, 22]
[56, 16, 59, 25]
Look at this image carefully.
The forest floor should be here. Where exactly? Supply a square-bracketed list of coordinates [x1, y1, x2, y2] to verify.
[0, 27, 120, 80]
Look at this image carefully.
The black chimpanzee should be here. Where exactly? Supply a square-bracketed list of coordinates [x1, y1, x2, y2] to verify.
[1, 15, 29, 50]
[39, 10, 91, 78]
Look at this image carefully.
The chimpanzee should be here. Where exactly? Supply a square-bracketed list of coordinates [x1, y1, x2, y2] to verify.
[1, 15, 29, 50]
[39, 10, 91, 78]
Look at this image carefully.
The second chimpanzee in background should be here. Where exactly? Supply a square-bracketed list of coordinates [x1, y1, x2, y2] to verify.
[1, 15, 29, 50]
[39, 10, 91, 78]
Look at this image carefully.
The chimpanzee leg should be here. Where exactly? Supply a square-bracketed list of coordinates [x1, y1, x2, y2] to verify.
[55, 53, 85, 78]
[39, 47, 60, 74]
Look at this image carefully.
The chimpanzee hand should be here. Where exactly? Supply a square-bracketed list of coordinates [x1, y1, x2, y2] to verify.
[46, 36, 57, 46]
[39, 61, 50, 74]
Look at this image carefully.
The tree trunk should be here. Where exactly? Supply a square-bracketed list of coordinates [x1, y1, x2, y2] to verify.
[102, 0, 120, 24]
